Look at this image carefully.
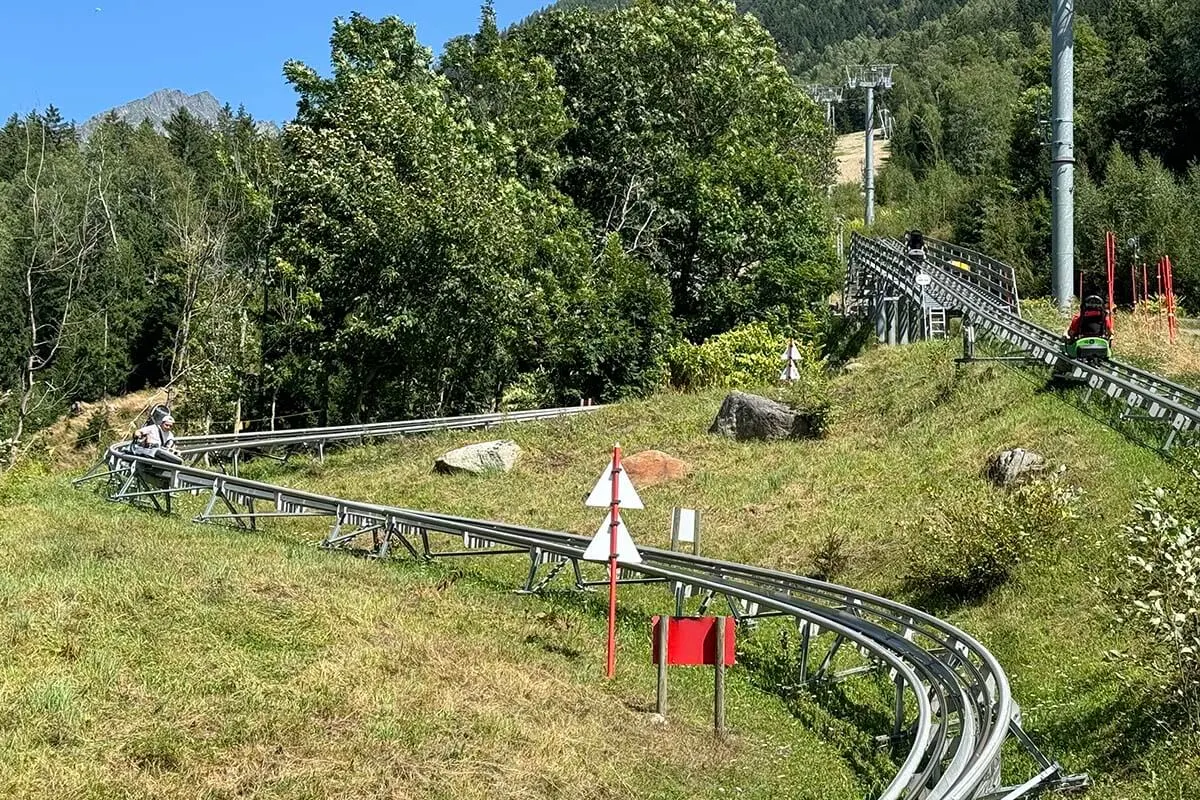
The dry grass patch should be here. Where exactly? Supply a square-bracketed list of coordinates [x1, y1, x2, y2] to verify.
[0, 472, 865, 800]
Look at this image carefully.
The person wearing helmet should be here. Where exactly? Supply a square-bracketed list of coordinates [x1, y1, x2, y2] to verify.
[1067, 295, 1112, 340]
[132, 412, 180, 461]
[905, 229, 926, 256]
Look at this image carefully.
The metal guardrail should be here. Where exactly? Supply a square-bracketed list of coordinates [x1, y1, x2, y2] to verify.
[923, 238, 1021, 316]
[176, 406, 603, 455]
[851, 234, 1200, 451]
[74, 406, 1086, 800]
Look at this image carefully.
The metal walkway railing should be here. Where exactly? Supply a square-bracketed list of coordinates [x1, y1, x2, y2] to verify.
[75, 405, 1087, 800]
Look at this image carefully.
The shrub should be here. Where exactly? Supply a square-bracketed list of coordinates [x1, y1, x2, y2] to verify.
[906, 475, 1082, 600]
[501, 370, 553, 412]
[766, 380, 833, 438]
[809, 530, 850, 582]
[1114, 474, 1200, 728]
[666, 322, 825, 391]
[667, 322, 833, 436]
[74, 407, 113, 450]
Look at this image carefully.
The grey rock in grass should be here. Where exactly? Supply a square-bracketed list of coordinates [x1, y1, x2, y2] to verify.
[709, 391, 816, 441]
[435, 440, 522, 475]
[984, 448, 1046, 487]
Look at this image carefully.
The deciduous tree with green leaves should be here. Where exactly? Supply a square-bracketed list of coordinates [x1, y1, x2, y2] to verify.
[517, 0, 838, 339]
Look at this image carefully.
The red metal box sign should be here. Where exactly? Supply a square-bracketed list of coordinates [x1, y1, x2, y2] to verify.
[651, 615, 735, 666]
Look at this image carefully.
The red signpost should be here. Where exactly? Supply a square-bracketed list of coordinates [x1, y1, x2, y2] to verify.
[651, 615, 736, 736]
[583, 443, 643, 680]
[605, 444, 622, 679]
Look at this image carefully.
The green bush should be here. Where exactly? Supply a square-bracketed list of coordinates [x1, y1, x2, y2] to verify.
[1113, 473, 1200, 728]
[666, 322, 825, 391]
[906, 475, 1082, 600]
[809, 529, 850, 582]
[764, 380, 833, 438]
[500, 370, 553, 412]
[74, 408, 113, 450]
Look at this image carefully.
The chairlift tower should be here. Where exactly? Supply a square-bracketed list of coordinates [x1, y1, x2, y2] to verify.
[805, 84, 844, 129]
[1050, 0, 1075, 313]
[846, 64, 895, 227]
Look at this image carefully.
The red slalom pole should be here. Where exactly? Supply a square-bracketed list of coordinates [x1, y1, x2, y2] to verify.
[1166, 256, 1178, 344]
[1132, 264, 1138, 305]
[1106, 232, 1116, 320]
[605, 442, 622, 679]
[1143, 264, 1149, 304]
[1158, 257, 1166, 330]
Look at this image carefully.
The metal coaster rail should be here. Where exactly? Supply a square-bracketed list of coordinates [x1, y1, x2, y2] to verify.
[75, 405, 1085, 800]
[176, 406, 602, 457]
[849, 233, 1200, 451]
[918, 238, 1200, 412]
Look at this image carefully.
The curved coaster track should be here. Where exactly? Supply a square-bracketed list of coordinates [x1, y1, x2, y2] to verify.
[76, 403, 1089, 800]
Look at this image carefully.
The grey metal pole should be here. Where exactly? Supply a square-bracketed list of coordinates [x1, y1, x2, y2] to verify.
[1051, 0, 1075, 313]
[865, 85, 876, 226]
[714, 616, 726, 737]
[886, 297, 898, 346]
[656, 618, 668, 716]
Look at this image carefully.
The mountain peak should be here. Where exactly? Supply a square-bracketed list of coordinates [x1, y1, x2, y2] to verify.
[79, 88, 268, 140]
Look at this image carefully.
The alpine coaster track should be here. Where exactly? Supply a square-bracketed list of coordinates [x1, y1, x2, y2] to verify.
[76, 405, 1088, 800]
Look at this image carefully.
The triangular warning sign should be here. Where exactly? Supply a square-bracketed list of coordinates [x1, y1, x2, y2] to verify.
[582, 514, 643, 564]
[781, 341, 801, 362]
[584, 462, 644, 509]
[780, 362, 800, 381]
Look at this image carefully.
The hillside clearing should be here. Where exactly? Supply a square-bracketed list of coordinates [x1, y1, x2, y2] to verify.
[6, 336, 1200, 798]
[835, 131, 891, 186]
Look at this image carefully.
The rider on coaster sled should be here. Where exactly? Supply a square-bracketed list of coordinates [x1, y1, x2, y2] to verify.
[1064, 294, 1113, 361]
[131, 409, 183, 464]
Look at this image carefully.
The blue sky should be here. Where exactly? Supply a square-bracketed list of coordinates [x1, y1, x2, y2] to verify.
[0, 1, 550, 125]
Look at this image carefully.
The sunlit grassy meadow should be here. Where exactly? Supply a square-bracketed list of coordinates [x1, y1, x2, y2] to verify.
[4, 333, 1200, 798]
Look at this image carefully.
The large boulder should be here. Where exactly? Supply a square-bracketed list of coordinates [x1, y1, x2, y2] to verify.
[709, 391, 816, 441]
[435, 440, 522, 475]
[984, 448, 1046, 487]
[623, 450, 690, 487]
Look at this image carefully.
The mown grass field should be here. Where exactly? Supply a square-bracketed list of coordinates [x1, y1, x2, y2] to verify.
[4, 329, 1200, 798]
[0, 470, 874, 799]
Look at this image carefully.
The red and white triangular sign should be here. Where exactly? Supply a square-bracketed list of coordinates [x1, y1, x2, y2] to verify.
[582, 514, 643, 564]
[584, 462, 644, 509]
[781, 340, 801, 362]
[780, 362, 800, 381]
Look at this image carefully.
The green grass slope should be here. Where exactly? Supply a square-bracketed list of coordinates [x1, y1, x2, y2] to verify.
[240, 339, 1197, 799]
[4, 336, 1198, 798]
[0, 478, 865, 797]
